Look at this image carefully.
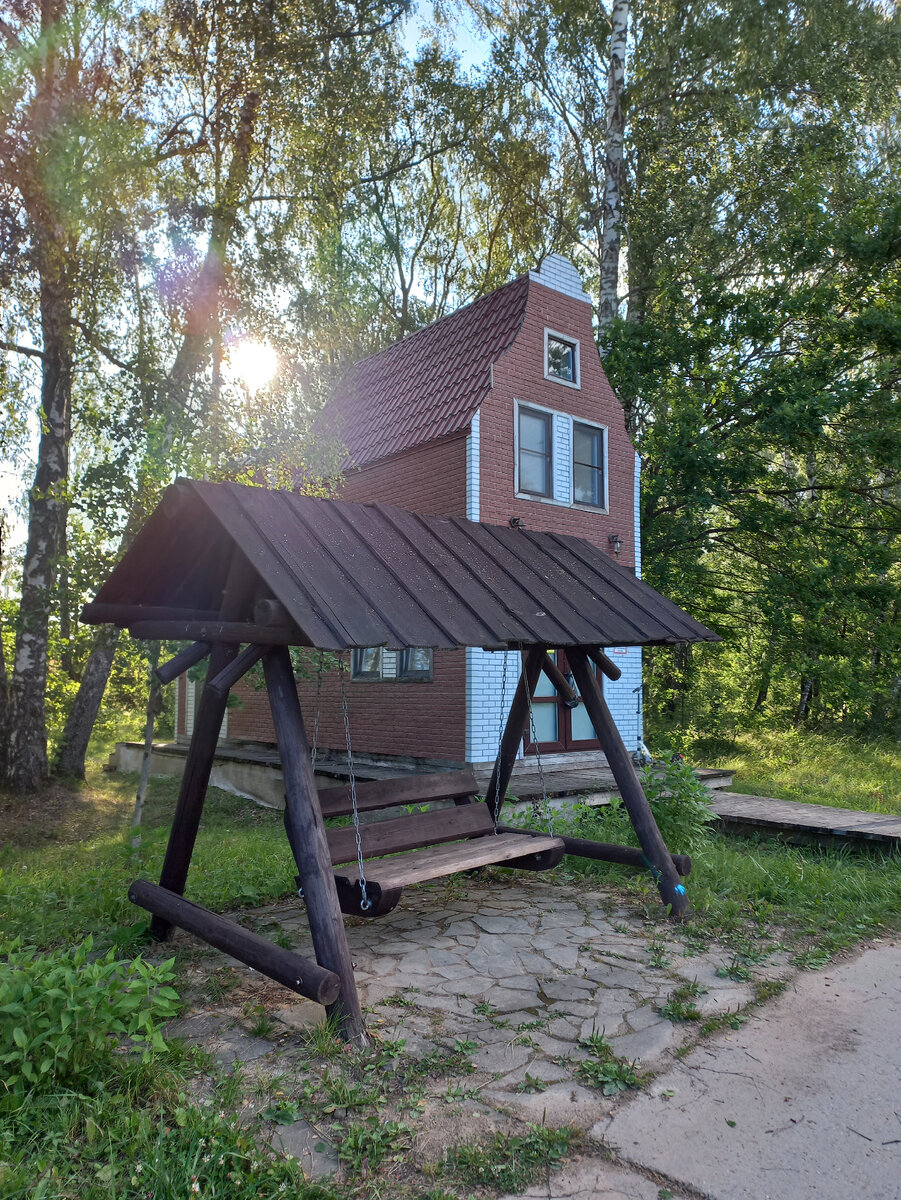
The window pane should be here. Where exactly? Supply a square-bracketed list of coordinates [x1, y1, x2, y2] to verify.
[547, 337, 575, 382]
[533, 649, 557, 697]
[520, 450, 549, 494]
[352, 647, 381, 677]
[574, 463, 601, 506]
[520, 410, 549, 453]
[402, 647, 432, 677]
[573, 423, 604, 507]
[529, 702, 558, 743]
[570, 702, 598, 741]
[574, 423, 600, 467]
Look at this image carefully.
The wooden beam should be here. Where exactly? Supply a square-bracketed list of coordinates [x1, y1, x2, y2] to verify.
[318, 768, 479, 819]
[253, 597, 292, 627]
[568, 647, 689, 918]
[149, 549, 258, 940]
[587, 647, 622, 681]
[149, 641, 236, 940]
[128, 619, 304, 644]
[263, 645, 367, 1045]
[541, 653, 578, 706]
[82, 603, 219, 626]
[485, 645, 546, 822]
[155, 641, 211, 686]
[497, 826, 692, 877]
[206, 643, 266, 698]
[130, 881, 340, 1005]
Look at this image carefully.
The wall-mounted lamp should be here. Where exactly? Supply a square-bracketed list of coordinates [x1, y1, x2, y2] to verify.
[509, 516, 525, 529]
[608, 532, 624, 556]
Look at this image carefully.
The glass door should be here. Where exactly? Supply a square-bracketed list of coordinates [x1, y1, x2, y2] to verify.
[524, 649, 601, 753]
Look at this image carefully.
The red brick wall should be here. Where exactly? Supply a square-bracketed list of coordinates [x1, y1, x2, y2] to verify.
[225, 435, 469, 760]
[480, 281, 636, 565]
[340, 434, 467, 516]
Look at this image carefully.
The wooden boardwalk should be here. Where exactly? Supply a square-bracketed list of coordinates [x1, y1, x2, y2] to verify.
[710, 791, 901, 849]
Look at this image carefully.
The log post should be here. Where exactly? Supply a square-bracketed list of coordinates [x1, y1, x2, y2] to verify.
[149, 639, 237, 940]
[541, 653, 578, 706]
[263, 645, 367, 1045]
[568, 647, 689, 918]
[485, 645, 546, 822]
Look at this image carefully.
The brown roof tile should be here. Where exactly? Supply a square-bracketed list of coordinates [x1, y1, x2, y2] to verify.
[330, 275, 530, 467]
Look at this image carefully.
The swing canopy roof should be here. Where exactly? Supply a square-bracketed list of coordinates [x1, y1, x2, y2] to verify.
[83, 480, 720, 651]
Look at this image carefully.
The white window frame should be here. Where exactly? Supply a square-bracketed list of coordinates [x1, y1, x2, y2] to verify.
[514, 400, 609, 513]
[516, 403, 554, 499]
[544, 328, 581, 389]
[571, 416, 609, 512]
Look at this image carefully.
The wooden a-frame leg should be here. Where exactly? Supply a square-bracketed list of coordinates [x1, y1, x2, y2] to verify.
[568, 647, 689, 918]
[263, 646, 367, 1046]
[485, 645, 546, 822]
[150, 641, 238, 940]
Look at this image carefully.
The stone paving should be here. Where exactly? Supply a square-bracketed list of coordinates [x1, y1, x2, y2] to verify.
[167, 871, 795, 1192]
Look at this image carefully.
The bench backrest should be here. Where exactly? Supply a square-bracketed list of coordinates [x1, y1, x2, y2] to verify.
[317, 768, 480, 820]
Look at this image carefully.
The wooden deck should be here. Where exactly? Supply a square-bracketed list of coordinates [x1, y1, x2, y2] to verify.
[710, 791, 901, 850]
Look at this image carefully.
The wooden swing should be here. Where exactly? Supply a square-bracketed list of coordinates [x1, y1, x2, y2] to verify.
[83, 480, 718, 1043]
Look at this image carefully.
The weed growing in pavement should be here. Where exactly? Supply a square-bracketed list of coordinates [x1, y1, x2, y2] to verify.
[575, 1029, 642, 1095]
[446, 1125, 576, 1192]
[338, 1117, 413, 1176]
[513, 1072, 549, 1093]
[659, 981, 707, 1023]
[243, 1002, 277, 1040]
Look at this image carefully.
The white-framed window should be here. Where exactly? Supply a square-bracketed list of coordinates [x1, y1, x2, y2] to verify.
[572, 420, 606, 509]
[515, 400, 607, 511]
[544, 329, 580, 388]
[351, 647, 433, 682]
[517, 405, 553, 498]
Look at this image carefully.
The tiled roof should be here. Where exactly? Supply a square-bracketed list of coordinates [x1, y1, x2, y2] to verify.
[330, 275, 530, 468]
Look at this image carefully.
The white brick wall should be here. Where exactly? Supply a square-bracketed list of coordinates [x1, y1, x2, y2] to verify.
[466, 410, 480, 521]
[601, 646, 643, 751]
[552, 412, 573, 504]
[466, 648, 525, 764]
[528, 255, 592, 305]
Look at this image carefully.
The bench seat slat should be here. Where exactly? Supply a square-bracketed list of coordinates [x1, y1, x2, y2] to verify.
[334, 832, 564, 891]
[318, 769, 479, 819]
[327, 804, 494, 865]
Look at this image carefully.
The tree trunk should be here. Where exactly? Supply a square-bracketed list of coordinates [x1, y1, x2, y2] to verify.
[5, 267, 72, 790]
[53, 88, 261, 780]
[794, 675, 814, 728]
[55, 624, 121, 777]
[598, 0, 629, 335]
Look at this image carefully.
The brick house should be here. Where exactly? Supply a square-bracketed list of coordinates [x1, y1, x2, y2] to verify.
[178, 256, 644, 769]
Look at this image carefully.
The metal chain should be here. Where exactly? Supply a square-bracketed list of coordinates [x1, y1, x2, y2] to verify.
[492, 649, 509, 834]
[524, 653, 554, 837]
[339, 657, 371, 912]
[310, 651, 324, 773]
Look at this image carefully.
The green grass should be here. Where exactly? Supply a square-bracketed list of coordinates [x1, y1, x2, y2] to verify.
[445, 1125, 576, 1193]
[0, 770, 294, 952]
[668, 726, 901, 815]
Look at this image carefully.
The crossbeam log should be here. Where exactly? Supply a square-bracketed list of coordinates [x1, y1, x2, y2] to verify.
[155, 641, 211, 686]
[130, 881, 340, 1005]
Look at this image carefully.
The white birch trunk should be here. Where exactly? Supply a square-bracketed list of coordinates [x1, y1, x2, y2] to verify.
[598, 0, 629, 335]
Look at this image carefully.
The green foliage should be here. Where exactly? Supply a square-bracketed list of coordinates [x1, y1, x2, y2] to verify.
[446, 1125, 575, 1192]
[575, 1030, 643, 1094]
[0, 939, 179, 1094]
[337, 1117, 412, 1175]
[641, 757, 718, 850]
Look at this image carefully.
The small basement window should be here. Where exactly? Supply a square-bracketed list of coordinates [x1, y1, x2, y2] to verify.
[351, 647, 383, 679]
[545, 331, 579, 386]
[399, 648, 433, 681]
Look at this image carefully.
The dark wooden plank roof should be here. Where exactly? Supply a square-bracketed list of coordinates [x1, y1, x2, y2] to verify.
[85, 480, 720, 651]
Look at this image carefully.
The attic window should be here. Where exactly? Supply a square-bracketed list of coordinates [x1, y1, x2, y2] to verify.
[545, 331, 579, 387]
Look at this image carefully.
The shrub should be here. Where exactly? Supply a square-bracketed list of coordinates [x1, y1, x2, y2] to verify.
[641, 755, 717, 850]
[0, 938, 179, 1094]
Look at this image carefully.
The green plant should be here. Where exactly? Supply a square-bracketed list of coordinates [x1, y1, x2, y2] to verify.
[243, 1002, 277, 1039]
[447, 1125, 575, 1192]
[513, 1072, 549, 1093]
[578, 1027, 611, 1055]
[0, 938, 179, 1093]
[659, 983, 705, 1023]
[640, 757, 717, 851]
[338, 1117, 412, 1175]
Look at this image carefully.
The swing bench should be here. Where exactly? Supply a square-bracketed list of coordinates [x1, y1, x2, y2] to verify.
[82, 480, 719, 1043]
